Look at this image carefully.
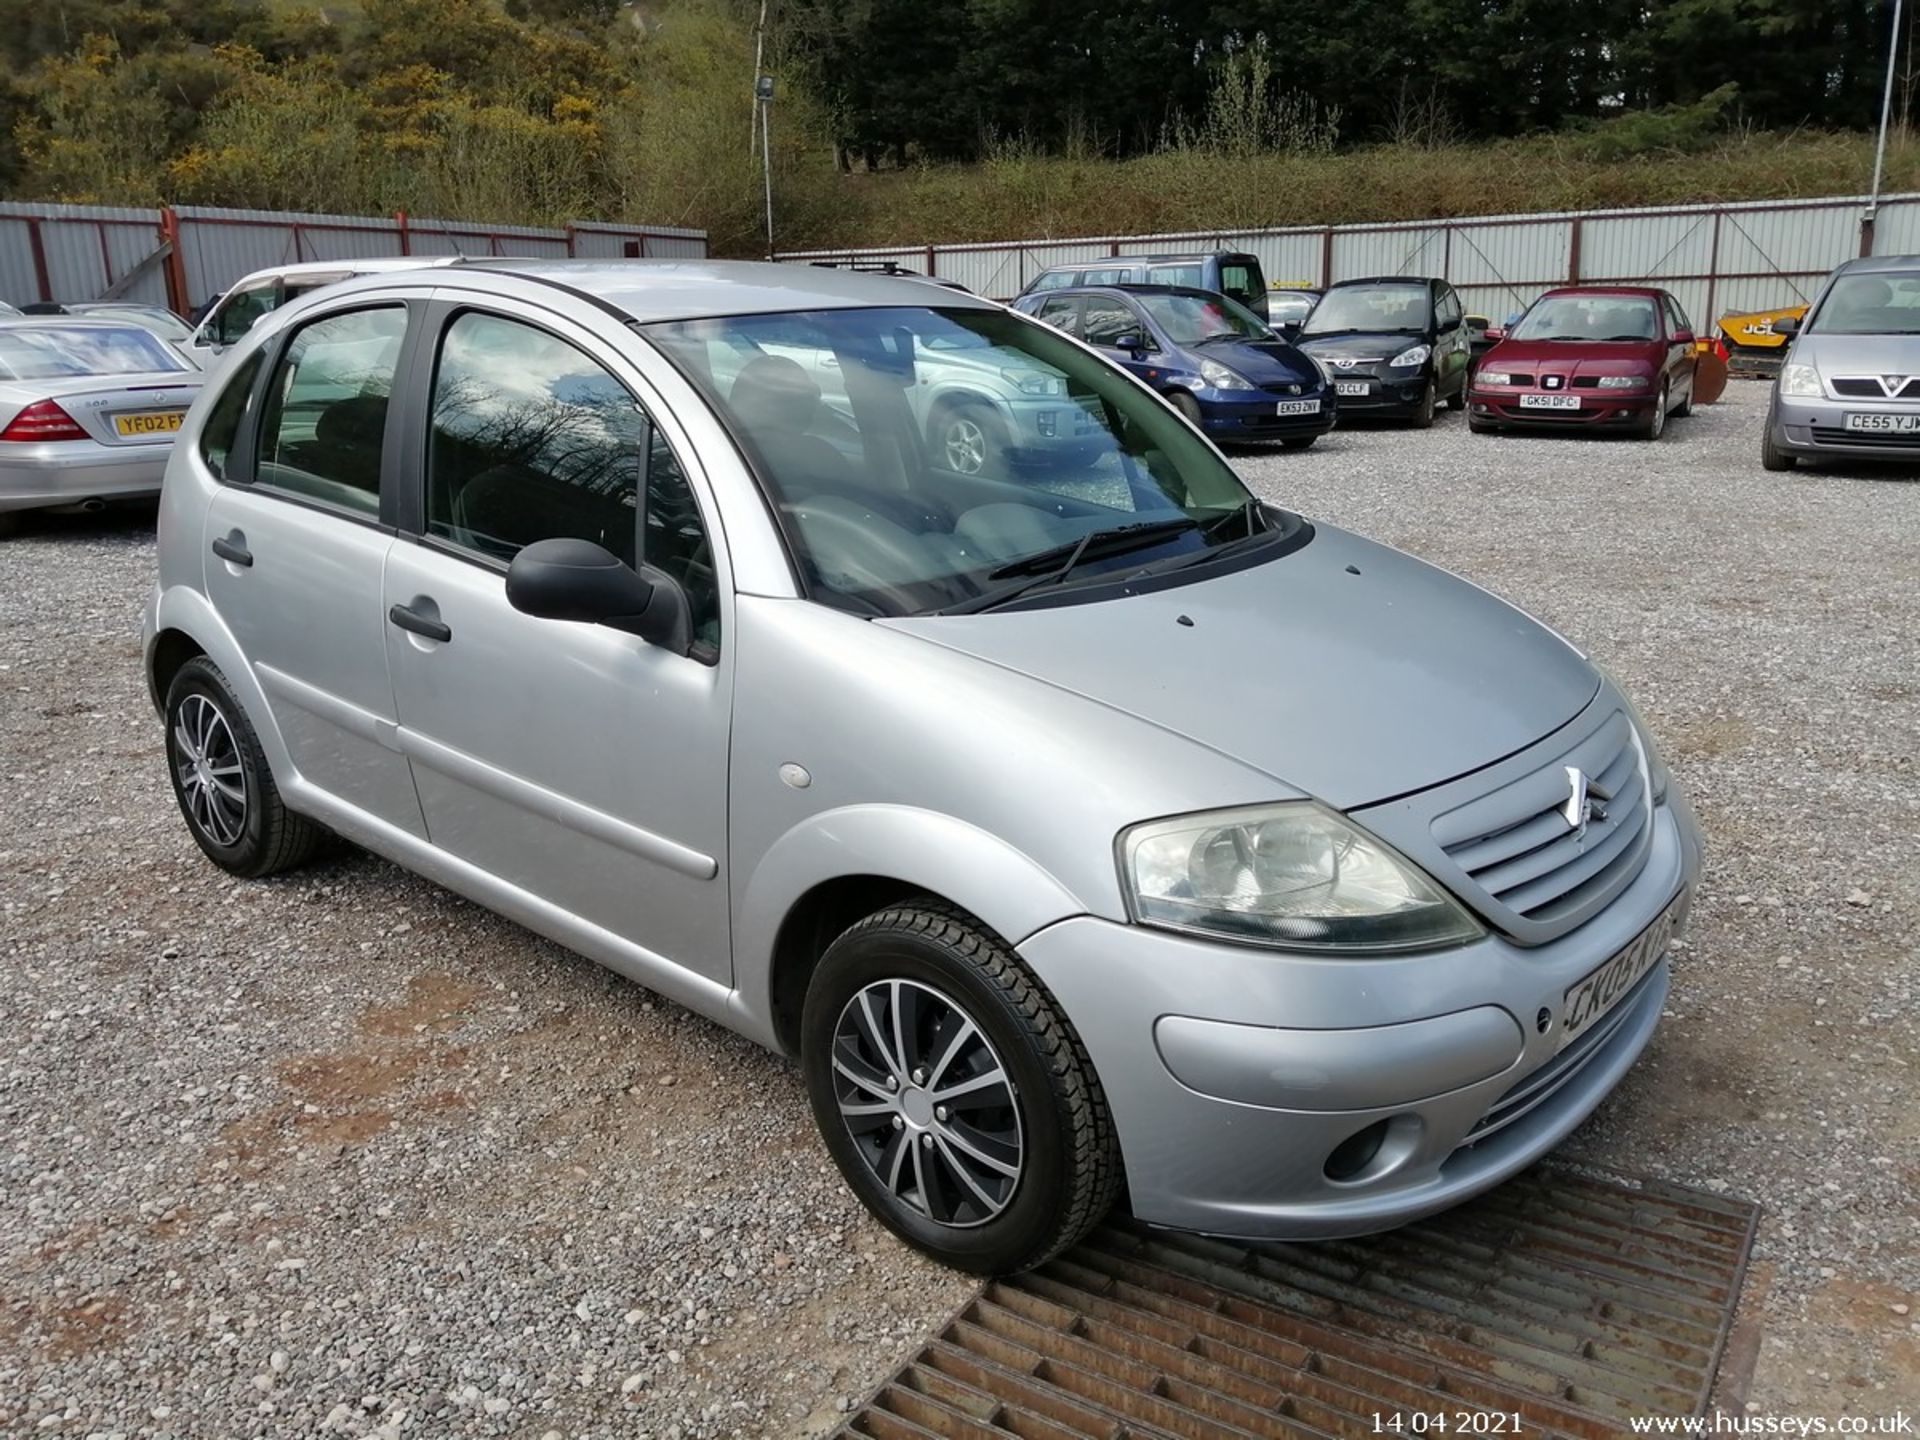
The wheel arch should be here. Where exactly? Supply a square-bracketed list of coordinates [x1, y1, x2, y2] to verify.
[146, 585, 294, 780]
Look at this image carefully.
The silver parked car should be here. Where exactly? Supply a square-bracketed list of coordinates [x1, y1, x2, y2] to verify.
[0, 319, 203, 530]
[144, 261, 1701, 1274]
[1765, 253, 1920, 469]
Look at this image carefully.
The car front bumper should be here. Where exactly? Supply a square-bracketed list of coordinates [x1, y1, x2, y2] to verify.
[0, 442, 169, 513]
[1196, 389, 1336, 440]
[1470, 389, 1657, 428]
[1321, 370, 1428, 417]
[1016, 788, 1701, 1241]
[1771, 392, 1920, 462]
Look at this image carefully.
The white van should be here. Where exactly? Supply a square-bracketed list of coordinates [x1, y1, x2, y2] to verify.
[186, 258, 464, 364]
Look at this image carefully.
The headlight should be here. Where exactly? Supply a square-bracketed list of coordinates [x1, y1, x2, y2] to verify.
[1477, 371, 1512, 387]
[1001, 367, 1066, 397]
[1779, 362, 1822, 399]
[1199, 358, 1254, 391]
[1120, 802, 1484, 953]
[1596, 375, 1647, 390]
[1389, 344, 1431, 369]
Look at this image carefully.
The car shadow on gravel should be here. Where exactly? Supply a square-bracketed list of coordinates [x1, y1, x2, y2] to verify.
[3, 501, 159, 542]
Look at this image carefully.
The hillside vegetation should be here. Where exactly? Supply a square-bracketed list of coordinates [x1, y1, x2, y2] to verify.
[0, 0, 1912, 256]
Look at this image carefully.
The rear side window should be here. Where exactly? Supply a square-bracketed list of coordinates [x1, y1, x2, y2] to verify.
[1035, 296, 1082, 336]
[256, 306, 407, 517]
[198, 350, 262, 481]
[1148, 264, 1204, 288]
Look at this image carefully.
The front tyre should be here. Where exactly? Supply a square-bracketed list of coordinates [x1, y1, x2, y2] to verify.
[1638, 381, 1670, 441]
[801, 902, 1121, 1274]
[1409, 379, 1437, 429]
[164, 656, 323, 878]
[1761, 396, 1797, 471]
[930, 399, 1009, 477]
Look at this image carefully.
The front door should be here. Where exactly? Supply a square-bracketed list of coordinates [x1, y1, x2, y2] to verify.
[380, 303, 734, 984]
[200, 303, 426, 838]
[1082, 295, 1157, 381]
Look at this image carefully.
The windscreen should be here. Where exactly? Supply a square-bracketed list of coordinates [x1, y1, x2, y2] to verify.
[646, 305, 1276, 618]
[0, 325, 188, 380]
[1512, 294, 1659, 342]
[1301, 283, 1431, 336]
[1808, 273, 1920, 335]
[1135, 291, 1272, 345]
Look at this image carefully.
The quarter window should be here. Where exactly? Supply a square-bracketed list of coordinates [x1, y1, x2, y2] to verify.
[256, 306, 407, 517]
[198, 350, 262, 482]
[425, 311, 720, 656]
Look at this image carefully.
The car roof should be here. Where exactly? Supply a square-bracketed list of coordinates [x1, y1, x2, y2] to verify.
[318, 259, 1001, 322]
[1536, 285, 1667, 299]
[1328, 276, 1437, 289]
[1834, 254, 1920, 275]
[1031, 283, 1234, 302]
[226, 256, 464, 290]
[1035, 252, 1249, 270]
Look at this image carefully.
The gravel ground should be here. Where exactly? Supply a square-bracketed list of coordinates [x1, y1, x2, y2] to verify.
[1, 379, 1914, 1437]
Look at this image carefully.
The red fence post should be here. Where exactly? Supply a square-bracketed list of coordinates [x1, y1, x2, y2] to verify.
[1705, 210, 1723, 327]
[25, 218, 52, 302]
[396, 211, 411, 256]
[1320, 228, 1333, 287]
[565, 222, 576, 258]
[96, 221, 115, 293]
[1568, 217, 1584, 283]
[158, 208, 190, 316]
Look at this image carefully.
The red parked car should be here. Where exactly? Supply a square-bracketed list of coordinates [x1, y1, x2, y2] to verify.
[1468, 286, 1711, 440]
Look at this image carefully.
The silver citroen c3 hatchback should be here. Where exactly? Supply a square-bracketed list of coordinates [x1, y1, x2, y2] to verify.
[143, 261, 1701, 1274]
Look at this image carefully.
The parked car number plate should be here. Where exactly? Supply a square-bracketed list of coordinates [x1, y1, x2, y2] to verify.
[1843, 412, 1920, 433]
[1334, 381, 1369, 397]
[114, 411, 186, 436]
[1519, 394, 1581, 411]
[1558, 898, 1679, 1052]
[1275, 398, 1321, 416]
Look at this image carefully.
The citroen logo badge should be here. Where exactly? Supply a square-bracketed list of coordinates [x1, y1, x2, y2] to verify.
[1563, 766, 1611, 839]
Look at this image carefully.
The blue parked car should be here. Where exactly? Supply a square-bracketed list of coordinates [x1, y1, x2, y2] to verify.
[1013, 284, 1335, 449]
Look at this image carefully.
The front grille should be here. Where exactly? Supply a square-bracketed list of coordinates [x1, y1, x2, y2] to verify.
[1831, 376, 1920, 398]
[1811, 424, 1920, 447]
[1432, 708, 1652, 936]
[1462, 963, 1659, 1144]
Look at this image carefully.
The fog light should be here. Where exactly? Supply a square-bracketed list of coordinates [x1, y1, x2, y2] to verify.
[1324, 1120, 1390, 1182]
[1037, 410, 1058, 437]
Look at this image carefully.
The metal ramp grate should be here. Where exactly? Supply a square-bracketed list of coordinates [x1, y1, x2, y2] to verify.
[836, 1166, 1758, 1439]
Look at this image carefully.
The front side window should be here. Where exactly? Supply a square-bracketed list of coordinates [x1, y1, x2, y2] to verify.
[427, 311, 719, 654]
[1809, 272, 1920, 335]
[1135, 291, 1270, 345]
[1436, 288, 1462, 329]
[1664, 295, 1692, 336]
[0, 324, 187, 380]
[1302, 283, 1432, 337]
[214, 285, 278, 346]
[647, 306, 1293, 619]
[256, 306, 407, 517]
[198, 350, 263, 481]
[1512, 294, 1659, 343]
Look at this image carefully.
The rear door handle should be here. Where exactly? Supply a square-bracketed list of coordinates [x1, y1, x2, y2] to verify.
[211, 535, 252, 567]
[388, 603, 451, 644]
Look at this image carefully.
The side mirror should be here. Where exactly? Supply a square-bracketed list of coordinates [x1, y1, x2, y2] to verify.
[1111, 333, 1148, 354]
[1276, 321, 1302, 340]
[506, 537, 691, 655]
[1773, 315, 1800, 337]
[1484, 326, 1506, 343]
[1672, 328, 1695, 346]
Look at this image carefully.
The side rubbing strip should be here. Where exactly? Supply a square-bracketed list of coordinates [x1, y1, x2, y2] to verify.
[397, 726, 719, 881]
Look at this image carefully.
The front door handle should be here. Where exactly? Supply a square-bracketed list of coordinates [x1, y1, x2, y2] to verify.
[389, 603, 451, 643]
[211, 534, 252, 567]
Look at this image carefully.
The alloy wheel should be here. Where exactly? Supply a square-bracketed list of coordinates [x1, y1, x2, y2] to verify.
[830, 978, 1024, 1228]
[173, 693, 247, 847]
[942, 416, 988, 474]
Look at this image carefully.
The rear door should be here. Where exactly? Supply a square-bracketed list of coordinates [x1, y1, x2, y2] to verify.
[1433, 284, 1471, 396]
[1218, 255, 1268, 320]
[200, 299, 428, 838]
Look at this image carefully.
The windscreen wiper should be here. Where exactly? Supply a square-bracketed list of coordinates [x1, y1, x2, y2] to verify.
[1203, 496, 1265, 541]
[935, 517, 1201, 615]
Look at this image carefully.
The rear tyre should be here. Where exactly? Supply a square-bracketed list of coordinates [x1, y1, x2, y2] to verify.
[1760, 400, 1797, 471]
[1280, 435, 1318, 451]
[930, 399, 1010, 477]
[164, 656, 323, 878]
[1409, 379, 1437, 429]
[801, 901, 1122, 1275]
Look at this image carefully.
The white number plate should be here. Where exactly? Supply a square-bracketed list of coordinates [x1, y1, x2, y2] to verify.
[1559, 900, 1679, 1052]
[1843, 412, 1920, 433]
[1275, 398, 1321, 416]
[1519, 393, 1581, 411]
[1335, 381, 1369, 397]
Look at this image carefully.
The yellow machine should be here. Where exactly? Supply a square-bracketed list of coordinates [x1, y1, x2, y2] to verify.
[1716, 302, 1810, 375]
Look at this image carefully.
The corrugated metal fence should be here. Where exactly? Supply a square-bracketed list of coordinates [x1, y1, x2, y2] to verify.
[0, 202, 707, 315]
[776, 192, 1920, 324]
